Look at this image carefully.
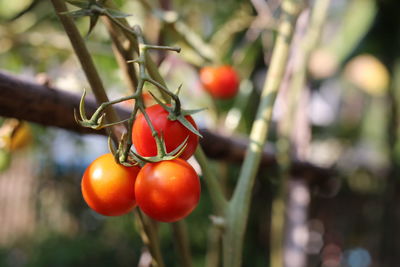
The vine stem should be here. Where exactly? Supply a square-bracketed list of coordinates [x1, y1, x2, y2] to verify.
[50, 0, 122, 142]
[172, 221, 193, 267]
[101, 3, 197, 266]
[274, 1, 332, 266]
[103, 0, 171, 103]
[194, 148, 228, 215]
[222, 1, 304, 267]
[101, 17, 138, 93]
[50, 1, 165, 266]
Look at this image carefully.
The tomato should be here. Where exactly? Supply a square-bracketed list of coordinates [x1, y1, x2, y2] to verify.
[132, 104, 199, 160]
[135, 158, 201, 222]
[81, 153, 140, 216]
[199, 65, 239, 99]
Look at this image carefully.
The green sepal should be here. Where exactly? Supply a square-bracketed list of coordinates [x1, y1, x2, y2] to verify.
[61, 9, 91, 18]
[87, 14, 100, 36]
[181, 107, 207, 116]
[176, 115, 202, 138]
[78, 89, 88, 120]
[65, 0, 89, 9]
[131, 136, 188, 163]
[147, 91, 203, 138]
[105, 8, 131, 18]
[147, 91, 170, 111]
[174, 84, 183, 95]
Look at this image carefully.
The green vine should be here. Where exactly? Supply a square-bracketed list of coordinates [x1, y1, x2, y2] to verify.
[62, 0, 203, 166]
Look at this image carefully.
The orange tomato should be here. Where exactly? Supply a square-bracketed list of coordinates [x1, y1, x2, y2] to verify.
[81, 153, 140, 216]
[200, 65, 239, 99]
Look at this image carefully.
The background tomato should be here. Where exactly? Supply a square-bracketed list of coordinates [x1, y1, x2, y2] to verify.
[135, 158, 201, 222]
[81, 153, 140, 216]
[200, 65, 240, 99]
[10, 122, 33, 151]
[132, 104, 199, 160]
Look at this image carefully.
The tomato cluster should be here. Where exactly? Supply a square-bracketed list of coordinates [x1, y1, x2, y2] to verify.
[200, 65, 240, 99]
[81, 104, 201, 222]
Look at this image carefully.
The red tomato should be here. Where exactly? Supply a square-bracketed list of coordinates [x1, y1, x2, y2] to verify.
[81, 153, 140, 216]
[135, 158, 201, 222]
[132, 104, 199, 160]
[200, 65, 239, 99]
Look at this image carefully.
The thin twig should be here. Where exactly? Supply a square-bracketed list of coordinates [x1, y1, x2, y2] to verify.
[50, 0, 122, 142]
[171, 221, 193, 267]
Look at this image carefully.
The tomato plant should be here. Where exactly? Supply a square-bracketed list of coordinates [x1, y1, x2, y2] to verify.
[132, 104, 199, 160]
[199, 65, 240, 99]
[135, 158, 201, 222]
[81, 153, 140, 216]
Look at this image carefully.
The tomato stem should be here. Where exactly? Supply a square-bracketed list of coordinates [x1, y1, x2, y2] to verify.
[51, 1, 167, 265]
[194, 148, 228, 215]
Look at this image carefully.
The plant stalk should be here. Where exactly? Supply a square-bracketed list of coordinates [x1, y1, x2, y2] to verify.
[274, 1, 331, 265]
[51, 0, 122, 141]
[195, 147, 228, 215]
[172, 221, 193, 267]
[104, 0, 171, 103]
[51, 1, 165, 266]
[222, 1, 304, 266]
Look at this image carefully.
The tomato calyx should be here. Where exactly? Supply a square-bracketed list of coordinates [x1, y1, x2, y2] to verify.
[132, 136, 189, 163]
[63, 0, 131, 37]
[108, 120, 189, 165]
[74, 89, 131, 130]
[108, 132, 142, 167]
[148, 89, 204, 139]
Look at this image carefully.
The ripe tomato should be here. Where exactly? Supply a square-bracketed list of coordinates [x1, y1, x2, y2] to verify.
[81, 153, 140, 216]
[200, 65, 239, 99]
[132, 104, 199, 160]
[135, 158, 200, 222]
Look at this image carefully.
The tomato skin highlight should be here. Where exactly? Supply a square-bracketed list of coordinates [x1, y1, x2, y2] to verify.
[132, 104, 199, 160]
[135, 158, 201, 222]
[200, 65, 239, 99]
[81, 153, 140, 216]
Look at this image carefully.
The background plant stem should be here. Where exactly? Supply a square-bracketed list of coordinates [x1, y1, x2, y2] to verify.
[172, 221, 193, 267]
[222, 1, 304, 266]
[273, 1, 331, 266]
[50, 0, 122, 141]
[103, 0, 171, 103]
[195, 148, 228, 215]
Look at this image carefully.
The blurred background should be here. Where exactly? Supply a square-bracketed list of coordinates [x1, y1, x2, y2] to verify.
[0, 0, 400, 266]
